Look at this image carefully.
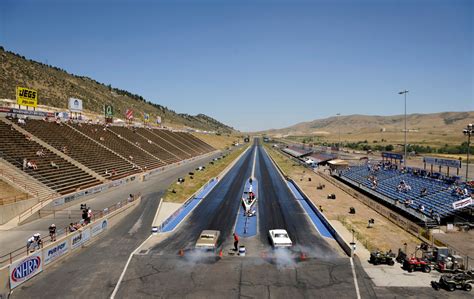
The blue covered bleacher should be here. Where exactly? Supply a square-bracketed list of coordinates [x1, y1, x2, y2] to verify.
[341, 163, 473, 220]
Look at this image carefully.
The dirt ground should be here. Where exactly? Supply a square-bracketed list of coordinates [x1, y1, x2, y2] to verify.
[265, 145, 424, 254]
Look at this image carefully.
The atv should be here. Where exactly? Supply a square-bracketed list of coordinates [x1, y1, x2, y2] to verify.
[369, 250, 395, 266]
[431, 271, 474, 292]
[403, 257, 431, 273]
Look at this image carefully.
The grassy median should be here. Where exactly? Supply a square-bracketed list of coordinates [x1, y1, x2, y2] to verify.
[163, 145, 249, 203]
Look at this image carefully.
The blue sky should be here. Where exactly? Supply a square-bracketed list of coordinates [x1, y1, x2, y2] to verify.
[1, 0, 472, 131]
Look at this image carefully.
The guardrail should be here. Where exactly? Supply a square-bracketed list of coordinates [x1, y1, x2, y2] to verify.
[0, 193, 140, 268]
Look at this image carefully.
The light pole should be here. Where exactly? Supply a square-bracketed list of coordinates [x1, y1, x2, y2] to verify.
[463, 124, 473, 182]
[398, 90, 409, 168]
[336, 113, 341, 151]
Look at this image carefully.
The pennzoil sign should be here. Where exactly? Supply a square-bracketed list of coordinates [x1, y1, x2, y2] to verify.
[16, 87, 38, 108]
[9, 252, 43, 289]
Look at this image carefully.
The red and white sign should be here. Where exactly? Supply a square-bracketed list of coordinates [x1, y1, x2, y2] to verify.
[125, 109, 133, 120]
[452, 197, 473, 210]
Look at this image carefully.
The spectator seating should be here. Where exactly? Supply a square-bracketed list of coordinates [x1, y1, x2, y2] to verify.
[71, 123, 165, 170]
[0, 120, 100, 194]
[175, 132, 215, 153]
[341, 165, 473, 219]
[107, 126, 180, 164]
[23, 120, 138, 179]
[134, 128, 192, 160]
[155, 130, 202, 156]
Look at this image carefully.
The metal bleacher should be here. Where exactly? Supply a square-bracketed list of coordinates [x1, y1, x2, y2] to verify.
[341, 165, 473, 219]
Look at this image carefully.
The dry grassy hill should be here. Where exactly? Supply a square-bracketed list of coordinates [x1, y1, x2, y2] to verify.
[0, 47, 233, 133]
[262, 112, 474, 148]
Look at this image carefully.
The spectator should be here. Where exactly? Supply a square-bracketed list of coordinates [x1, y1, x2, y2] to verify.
[49, 224, 57, 241]
[27, 233, 42, 252]
[23, 158, 27, 170]
[233, 233, 239, 251]
[50, 161, 59, 169]
[36, 149, 45, 157]
[27, 160, 38, 170]
[99, 136, 105, 141]
[61, 145, 68, 154]
[87, 209, 92, 223]
[17, 118, 26, 125]
[420, 188, 427, 197]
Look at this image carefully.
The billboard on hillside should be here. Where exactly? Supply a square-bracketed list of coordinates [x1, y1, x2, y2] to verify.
[16, 87, 38, 108]
[105, 104, 114, 118]
[68, 98, 83, 112]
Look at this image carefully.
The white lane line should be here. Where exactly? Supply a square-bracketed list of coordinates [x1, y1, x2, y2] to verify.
[110, 234, 153, 299]
[251, 146, 257, 179]
[350, 257, 362, 299]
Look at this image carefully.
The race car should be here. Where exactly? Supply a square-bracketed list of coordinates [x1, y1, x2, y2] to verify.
[269, 229, 292, 248]
[195, 230, 220, 251]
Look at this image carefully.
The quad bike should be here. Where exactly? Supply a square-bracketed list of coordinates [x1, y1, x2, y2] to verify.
[369, 250, 395, 266]
[431, 271, 474, 292]
[403, 257, 432, 273]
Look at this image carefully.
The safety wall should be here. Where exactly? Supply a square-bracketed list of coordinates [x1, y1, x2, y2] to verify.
[2, 196, 138, 293]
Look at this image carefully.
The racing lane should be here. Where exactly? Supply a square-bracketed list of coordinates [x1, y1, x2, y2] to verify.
[150, 144, 255, 254]
[256, 141, 339, 257]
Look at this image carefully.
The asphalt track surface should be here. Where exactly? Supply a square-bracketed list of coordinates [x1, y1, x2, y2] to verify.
[11, 141, 472, 298]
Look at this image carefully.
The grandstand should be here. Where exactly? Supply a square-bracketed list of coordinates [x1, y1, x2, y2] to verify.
[0, 120, 101, 194]
[340, 164, 473, 224]
[0, 117, 216, 201]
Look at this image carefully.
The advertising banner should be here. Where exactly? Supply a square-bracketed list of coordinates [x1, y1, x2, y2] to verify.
[423, 157, 461, 169]
[68, 98, 83, 112]
[10, 108, 49, 117]
[144, 113, 149, 122]
[105, 104, 114, 118]
[452, 198, 473, 210]
[382, 152, 403, 160]
[9, 251, 43, 289]
[156, 116, 162, 124]
[70, 228, 91, 250]
[16, 87, 38, 108]
[91, 219, 108, 237]
[44, 240, 69, 265]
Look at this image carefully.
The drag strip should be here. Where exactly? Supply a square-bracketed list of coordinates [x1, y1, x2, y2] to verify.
[256, 142, 339, 257]
[149, 144, 256, 254]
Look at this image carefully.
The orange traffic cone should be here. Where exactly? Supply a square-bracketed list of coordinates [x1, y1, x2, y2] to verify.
[179, 249, 184, 256]
[218, 249, 223, 257]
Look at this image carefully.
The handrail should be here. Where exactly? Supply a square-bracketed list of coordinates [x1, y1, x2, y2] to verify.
[0, 193, 141, 268]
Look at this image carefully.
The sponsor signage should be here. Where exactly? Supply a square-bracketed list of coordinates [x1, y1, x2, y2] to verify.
[156, 116, 162, 124]
[44, 240, 69, 265]
[9, 251, 43, 289]
[382, 152, 403, 160]
[423, 157, 461, 169]
[452, 197, 473, 210]
[68, 98, 83, 112]
[125, 108, 133, 120]
[91, 219, 108, 237]
[105, 104, 114, 118]
[16, 87, 38, 108]
[10, 108, 49, 117]
[71, 228, 91, 250]
[144, 112, 149, 122]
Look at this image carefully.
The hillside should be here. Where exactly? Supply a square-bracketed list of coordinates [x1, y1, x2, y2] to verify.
[262, 111, 474, 147]
[0, 47, 233, 133]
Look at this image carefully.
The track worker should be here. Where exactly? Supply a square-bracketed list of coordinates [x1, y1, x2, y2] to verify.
[233, 233, 239, 251]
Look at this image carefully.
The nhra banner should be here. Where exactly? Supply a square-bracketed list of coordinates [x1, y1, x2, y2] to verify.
[9, 251, 43, 289]
[423, 157, 461, 169]
[44, 240, 69, 265]
[452, 197, 473, 210]
[16, 87, 38, 108]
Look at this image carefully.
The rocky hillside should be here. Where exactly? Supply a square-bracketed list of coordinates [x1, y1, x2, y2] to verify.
[0, 47, 234, 133]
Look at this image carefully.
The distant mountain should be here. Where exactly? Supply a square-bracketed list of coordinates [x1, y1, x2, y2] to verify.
[261, 112, 473, 146]
[0, 47, 234, 133]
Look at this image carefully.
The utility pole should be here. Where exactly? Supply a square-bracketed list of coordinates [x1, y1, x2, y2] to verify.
[398, 90, 409, 168]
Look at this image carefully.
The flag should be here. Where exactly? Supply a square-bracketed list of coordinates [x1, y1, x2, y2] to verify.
[125, 109, 133, 120]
